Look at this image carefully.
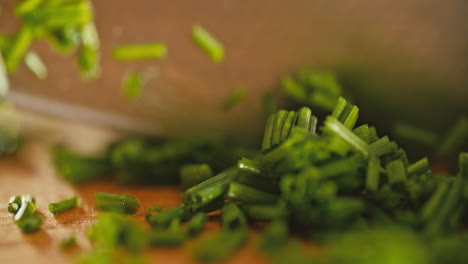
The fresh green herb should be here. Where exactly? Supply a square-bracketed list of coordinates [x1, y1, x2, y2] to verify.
[180, 164, 214, 191]
[147, 204, 189, 230]
[192, 25, 224, 63]
[258, 219, 289, 252]
[185, 212, 208, 238]
[392, 122, 438, 146]
[95, 192, 140, 215]
[60, 235, 77, 250]
[4, 25, 33, 73]
[112, 43, 167, 61]
[77, 23, 100, 79]
[49, 196, 79, 214]
[437, 116, 468, 157]
[121, 72, 143, 100]
[145, 205, 163, 222]
[24, 51, 48, 79]
[8, 195, 22, 214]
[222, 86, 247, 111]
[15, 214, 44, 234]
[8, 194, 43, 233]
[148, 219, 185, 247]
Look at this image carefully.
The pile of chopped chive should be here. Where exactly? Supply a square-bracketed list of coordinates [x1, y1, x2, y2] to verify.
[66, 95, 467, 264]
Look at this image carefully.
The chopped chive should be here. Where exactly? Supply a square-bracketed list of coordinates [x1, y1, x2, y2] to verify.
[121, 72, 143, 100]
[237, 158, 260, 175]
[366, 156, 381, 192]
[369, 126, 379, 143]
[343, 105, 359, 129]
[148, 205, 189, 230]
[221, 202, 247, 230]
[385, 160, 407, 186]
[60, 235, 77, 250]
[145, 205, 163, 222]
[308, 115, 318, 134]
[407, 157, 431, 177]
[14, 0, 42, 16]
[8, 196, 22, 214]
[262, 91, 277, 116]
[323, 116, 369, 157]
[15, 214, 43, 234]
[234, 172, 280, 194]
[185, 212, 208, 238]
[112, 42, 167, 61]
[295, 107, 312, 131]
[46, 27, 80, 53]
[331, 97, 348, 120]
[49, 196, 79, 214]
[241, 204, 285, 221]
[227, 181, 278, 204]
[392, 122, 438, 146]
[420, 181, 449, 222]
[28, 1, 93, 28]
[368, 136, 397, 158]
[280, 111, 296, 142]
[77, 45, 99, 79]
[24, 52, 47, 79]
[180, 164, 214, 191]
[222, 86, 247, 111]
[437, 116, 468, 157]
[0, 53, 10, 96]
[194, 228, 248, 263]
[95, 192, 140, 215]
[261, 114, 276, 152]
[271, 110, 288, 146]
[14, 195, 36, 221]
[5, 25, 33, 72]
[192, 25, 224, 63]
[353, 124, 370, 144]
[148, 219, 185, 247]
[182, 167, 236, 211]
[281, 75, 307, 103]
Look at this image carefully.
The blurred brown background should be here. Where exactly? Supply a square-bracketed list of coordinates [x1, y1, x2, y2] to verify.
[1, 0, 467, 144]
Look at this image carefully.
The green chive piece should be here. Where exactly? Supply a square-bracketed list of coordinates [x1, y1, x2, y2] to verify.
[343, 105, 359, 129]
[192, 25, 224, 63]
[261, 114, 276, 152]
[392, 122, 438, 146]
[8, 195, 22, 214]
[295, 107, 312, 131]
[331, 97, 348, 120]
[280, 111, 296, 142]
[49, 196, 79, 214]
[121, 72, 143, 100]
[323, 116, 369, 157]
[24, 52, 48, 79]
[0, 53, 9, 96]
[52, 146, 111, 184]
[145, 205, 163, 222]
[27, 1, 93, 28]
[112, 42, 167, 61]
[237, 158, 260, 175]
[185, 212, 208, 238]
[5, 25, 33, 72]
[271, 110, 289, 146]
[368, 136, 398, 158]
[262, 91, 277, 116]
[180, 164, 214, 191]
[353, 124, 371, 144]
[234, 171, 280, 194]
[241, 204, 284, 221]
[222, 86, 247, 111]
[227, 181, 278, 204]
[182, 167, 237, 211]
[437, 116, 468, 157]
[308, 115, 318, 134]
[420, 181, 449, 222]
[14, 0, 42, 16]
[194, 229, 248, 263]
[369, 126, 379, 143]
[15, 214, 43, 234]
[148, 219, 185, 247]
[77, 45, 99, 79]
[258, 219, 288, 252]
[148, 205, 189, 230]
[386, 160, 407, 186]
[366, 156, 381, 192]
[46, 27, 80, 53]
[14, 195, 36, 222]
[95, 192, 140, 215]
[60, 235, 77, 250]
[408, 157, 431, 177]
[221, 202, 247, 230]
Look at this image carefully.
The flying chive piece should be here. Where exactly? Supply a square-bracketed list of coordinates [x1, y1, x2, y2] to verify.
[145, 205, 163, 222]
[95, 192, 140, 215]
[227, 181, 278, 204]
[121, 72, 143, 100]
[52, 146, 111, 184]
[0, 53, 9, 96]
[112, 42, 166, 61]
[24, 52, 47, 79]
[407, 157, 431, 177]
[182, 167, 236, 211]
[437, 116, 468, 157]
[4, 25, 33, 72]
[60, 235, 77, 250]
[77, 23, 100, 79]
[185, 212, 208, 238]
[194, 228, 248, 263]
[262, 114, 276, 152]
[368, 136, 397, 158]
[222, 86, 247, 111]
[386, 160, 407, 186]
[180, 164, 214, 191]
[148, 205, 189, 230]
[392, 122, 438, 146]
[262, 91, 277, 116]
[323, 116, 369, 157]
[295, 107, 312, 131]
[49, 196, 79, 214]
[221, 202, 247, 230]
[192, 25, 224, 63]
[366, 156, 381, 192]
[271, 110, 288, 146]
